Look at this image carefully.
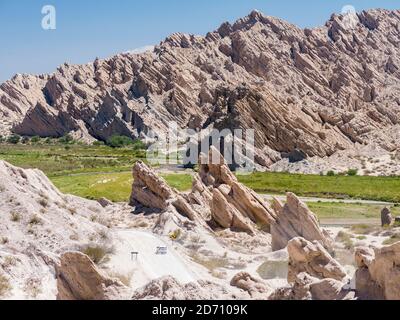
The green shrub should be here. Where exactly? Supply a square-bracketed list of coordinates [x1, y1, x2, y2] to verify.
[169, 229, 182, 241]
[132, 139, 147, 151]
[7, 135, 21, 144]
[92, 140, 105, 146]
[327, 171, 336, 177]
[347, 169, 358, 176]
[106, 135, 133, 148]
[81, 245, 114, 264]
[21, 136, 30, 144]
[393, 221, 400, 228]
[10, 212, 21, 222]
[59, 134, 74, 144]
[29, 215, 42, 225]
[30, 136, 41, 143]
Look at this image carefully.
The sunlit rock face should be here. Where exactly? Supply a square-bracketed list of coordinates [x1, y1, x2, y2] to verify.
[1, 9, 400, 165]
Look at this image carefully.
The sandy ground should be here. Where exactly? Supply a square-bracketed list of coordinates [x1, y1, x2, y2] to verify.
[103, 230, 200, 291]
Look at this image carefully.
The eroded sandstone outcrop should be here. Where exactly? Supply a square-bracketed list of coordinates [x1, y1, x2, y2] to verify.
[190, 147, 277, 233]
[56, 252, 129, 300]
[271, 237, 351, 300]
[271, 272, 353, 300]
[130, 148, 277, 235]
[0, 161, 114, 299]
[271, 194, 333, 251]
[131, 276, 239, 300]
[2, 9, 400, 163]
[130, 161, 200, 222]
[355, 243, 400, 300]
[230, 272, 272, 299]
[287, 237, 346, 283]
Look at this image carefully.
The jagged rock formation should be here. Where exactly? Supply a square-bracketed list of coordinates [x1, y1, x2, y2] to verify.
[190, 147, 277, 233]
[355, 243, 400, 300]
[271, 194, 333, 251]
[287, 237, 347, 283]
[131, 147, 277, 234]
[1, 9, 400, 163]
[271, 237, 351, 300]
[130, 160, 200, 222]
[271, 272, 353, 300]
[131, 276, 239, 300]
[0, 160, 116, 299]
[130, 148, 336, 246]
[56, 252, 129, 300]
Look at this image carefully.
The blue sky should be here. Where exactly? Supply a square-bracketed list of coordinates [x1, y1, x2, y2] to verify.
[0, 0, 398, 83]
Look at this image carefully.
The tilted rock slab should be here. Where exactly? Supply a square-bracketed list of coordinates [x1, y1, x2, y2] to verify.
[56, 252, 130, 300]
[271, 193, 333, 251]
[0, 160, 114, 299]
[130, 161, 199, 222]
[190, 147, 277, 234]
[2, 10, 400, 160]
[130, 148, 277, 235]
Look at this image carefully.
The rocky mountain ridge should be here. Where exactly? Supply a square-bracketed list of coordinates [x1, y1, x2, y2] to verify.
[1, 9, 400, 165]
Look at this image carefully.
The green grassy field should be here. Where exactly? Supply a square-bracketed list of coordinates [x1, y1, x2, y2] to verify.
[0, 143, 146, 175]
[49, 171, 397, 220]
[308, 202, 400, 220]
[237, 172, 400, 203]
[1, 143, 399, 221]
[49, 172, 193, 202]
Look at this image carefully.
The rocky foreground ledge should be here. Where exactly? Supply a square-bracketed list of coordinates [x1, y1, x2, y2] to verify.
[0, 155, 399, 300]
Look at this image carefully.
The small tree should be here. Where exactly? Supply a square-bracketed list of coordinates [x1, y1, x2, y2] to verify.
[106, 135, 133, 148]
[327, 170, 336, 177]
[132, 139, 147, 151]
[31, 136, 40, 144]
[7, 135, 20, 144]
[347, 169, 358, 176]
[59, 134, 74, 144]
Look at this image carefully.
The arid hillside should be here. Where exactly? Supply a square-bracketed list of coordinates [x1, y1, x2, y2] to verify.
[0, 9, 400, 166]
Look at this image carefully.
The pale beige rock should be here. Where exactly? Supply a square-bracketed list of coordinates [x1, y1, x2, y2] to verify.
[287, 237, 346, 283]
[2, 9, 400, 165]
[132, 276, 238, 300]
[271, 193, 333, 251]
[130, 148, 275, 235]
[356, 243, 400, 300]
[56, 252, 129, 300]
[130, 161, 174, 210]
[130, 161, 200, 223]
[271, 272, 353, 300]
[230, 272, 271, 299]
[211, 188, 234, 228]
[191, 147, 276, 233]
[0, 161, 113, 299]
